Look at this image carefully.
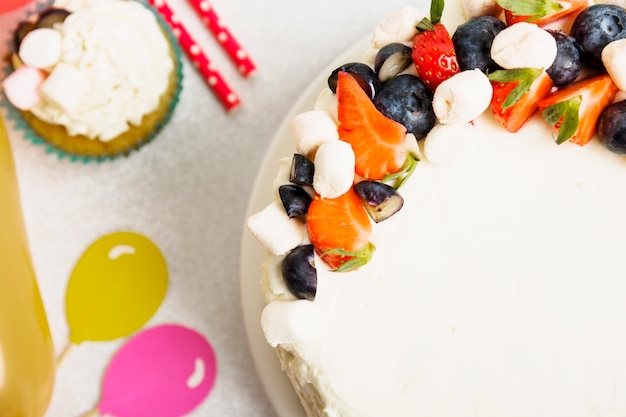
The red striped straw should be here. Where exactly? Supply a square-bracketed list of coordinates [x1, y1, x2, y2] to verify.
[186, 0, 256, 77]
[149, 0, 241, 111]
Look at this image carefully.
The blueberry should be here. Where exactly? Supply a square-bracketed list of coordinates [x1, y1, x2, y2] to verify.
[290, 153, 315, 186]
[546, 30, 583, 87]
[597, 100, 626, 154]
[372, 74, 436, 140]
[452, 15, 506, 73]
[353, 180, 404, 223]
[374, 43, 413, 82]
[282, 245, 317, 300]
[328, 62, 380, 99]
[278, 184, 312, 218]
[571, 4, 626, 68]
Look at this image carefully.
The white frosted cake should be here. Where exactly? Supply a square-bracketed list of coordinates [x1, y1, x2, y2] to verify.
[247, 0, 626, 416]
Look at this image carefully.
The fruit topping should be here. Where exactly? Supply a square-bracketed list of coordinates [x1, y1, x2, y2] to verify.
[307, 188, 374, 272]
[279, 184, 313, 218]
[538, 74, 618, 146]
[337, 71, 417, 185]
[452, 15, 506, 73]
[488, 68, 553, 132]
[374, 43, 413, 82]
[35, 8, 71, 29]
[412, 0, 460, 90]
[546, 29, 583, 88]
[353, 181, 404, 223]
[570, 4, 626, 69]
[328, 62, 380, 99]
[290, 154, 315, 186]
[597, 100, 626, 155]
[282, 245, 317, 300]
[497, 0, 587, 26]
[373, 74, 436, 140]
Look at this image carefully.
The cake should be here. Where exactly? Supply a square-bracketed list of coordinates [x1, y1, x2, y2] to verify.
[1, 0, 182, 161]
[247, 0, 626, 416]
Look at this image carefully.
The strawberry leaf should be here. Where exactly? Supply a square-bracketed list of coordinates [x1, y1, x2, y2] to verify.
[430, 0, 444, 24]
[324, 242, 376, 272]
[488, 68, 542, 110]
[496, 0, 562, 21]
[383, 154, 419, 189]
[416, 17, 435, 32]
[541, 96, 581, 144]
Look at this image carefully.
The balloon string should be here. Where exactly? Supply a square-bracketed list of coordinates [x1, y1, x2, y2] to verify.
[56, 341, 75, 368]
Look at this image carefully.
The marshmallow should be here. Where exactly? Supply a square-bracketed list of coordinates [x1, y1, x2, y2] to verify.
[423, 123, 475, 165]
[39, 62, 91, 114]
[433, 69, 493, 124]
[314, 88, 338, 122]
[372, 7, 424, 48]
[18, 28, 62, 69]
[247, 201, 306, 256]
[603, 39, 626, 91]
[491, 22, 557, 70]
[261, 300, 321, 347]
[461, 0, 502, 19]
[290, 110, 339, 157]
[2, 65, 46, 110]
[313, 140, 356, 199]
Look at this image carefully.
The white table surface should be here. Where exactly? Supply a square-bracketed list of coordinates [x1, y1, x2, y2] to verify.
[0, 0, 418, 415]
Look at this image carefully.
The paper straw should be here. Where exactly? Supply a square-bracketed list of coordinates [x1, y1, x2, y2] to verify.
[149, 0, 241, 111]
[186, 0, 257, 77]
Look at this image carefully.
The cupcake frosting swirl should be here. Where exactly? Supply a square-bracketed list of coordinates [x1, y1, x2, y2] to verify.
[29, 0, 174, 141]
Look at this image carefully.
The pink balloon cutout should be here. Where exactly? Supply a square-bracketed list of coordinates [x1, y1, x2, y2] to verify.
[98, 324, 217, 417]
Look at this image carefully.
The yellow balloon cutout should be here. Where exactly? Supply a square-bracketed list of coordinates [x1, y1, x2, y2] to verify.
[0, 117, 55, 417]
[66, 232, 168, 344]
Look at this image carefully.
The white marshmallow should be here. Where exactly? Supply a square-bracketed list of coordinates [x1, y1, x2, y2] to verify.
[372, 6, 424, 48]
[461, 0, 502, 19]
[2, 65, 46, 110]
[18, 28, 62, 69]
[603, 39, 626, 91]
[491, 22, 557, 70]
[261, 300, 321, 347]
[423, 123, 475, 165]
[313, 140, 355, 199]
[290, 110, 339, 157]
[39, 63, 91, 114]
[433, 69, 493, 124]
[595, 0, 626, 7]
[314, 88, 338, 122]
[247, 201, 306, 256]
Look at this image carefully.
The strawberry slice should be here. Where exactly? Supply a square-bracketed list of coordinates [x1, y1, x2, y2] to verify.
[307, 188, 375, 272]
[538, 74, 618, 146]
[411, 0, 460, 90]
[498, 0, 587, 26]
[337, 71, 417, 186]
[488, 68, 554, 133]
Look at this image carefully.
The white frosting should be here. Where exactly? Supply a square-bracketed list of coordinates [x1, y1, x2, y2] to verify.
[313, 140, 355, 199]
[28, 0, 174, 141]
[432, 69, 492, 124]
[491, 22, 557, 70]
[261, 300, 321, 347]
[254, 1, 626, 416]
[603, 39, 626, 91]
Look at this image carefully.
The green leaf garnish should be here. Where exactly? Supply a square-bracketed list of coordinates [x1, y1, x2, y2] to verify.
[383, 154, 419, 189]
[430, 0, 444, 24]
[488, 68, 542, 111]
[496, 0, 562, 21]
[324, 242, 376, 272]
[541, 96, 582, 144]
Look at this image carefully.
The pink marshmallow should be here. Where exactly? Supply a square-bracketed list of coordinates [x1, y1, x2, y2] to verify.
[2, 65, 47, 110]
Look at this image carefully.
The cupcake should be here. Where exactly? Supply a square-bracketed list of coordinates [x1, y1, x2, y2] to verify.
[1, 0, 183, 162]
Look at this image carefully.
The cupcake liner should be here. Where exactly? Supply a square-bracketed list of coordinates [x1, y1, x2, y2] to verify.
[0, 0, 184, 163]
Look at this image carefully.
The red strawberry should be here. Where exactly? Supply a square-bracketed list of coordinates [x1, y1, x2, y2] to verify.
[411, 0, 459, 90]
[337, 71, 418, 187]
[538, 74, 618, 146]
[488, 68, 554, 133]
[307, 188, 374, 272]
[499, 0, 587, 26]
